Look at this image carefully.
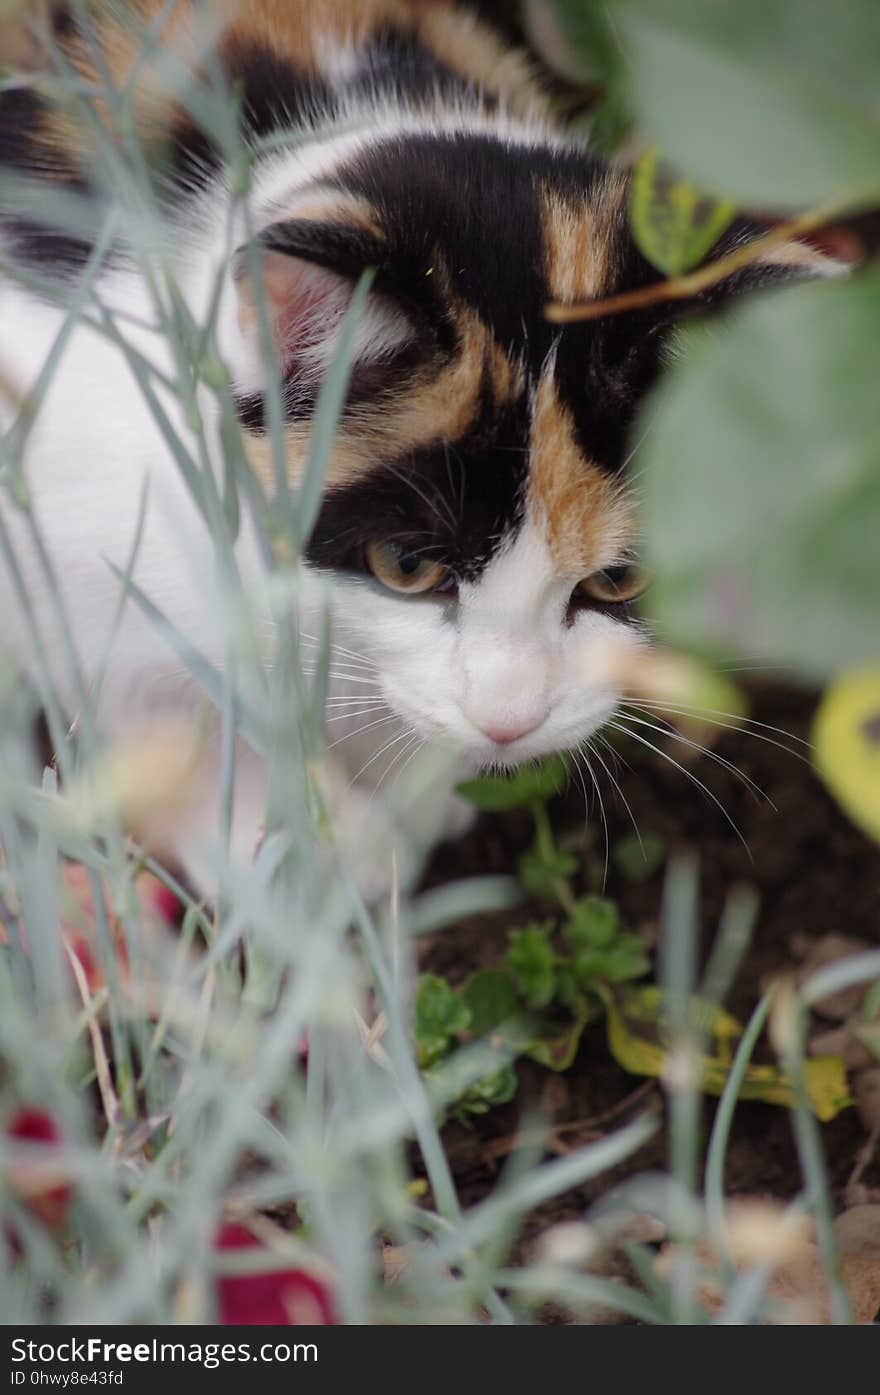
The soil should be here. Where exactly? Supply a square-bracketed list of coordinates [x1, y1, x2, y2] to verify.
[416, 681, 880, 1266]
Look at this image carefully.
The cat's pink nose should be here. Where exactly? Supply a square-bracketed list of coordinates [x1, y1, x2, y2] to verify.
[480, 716, 544, 746]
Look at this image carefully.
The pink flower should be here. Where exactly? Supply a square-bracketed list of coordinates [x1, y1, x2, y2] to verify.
[6, 1108, 72, 1229]
[215, 1224, 337, 1325]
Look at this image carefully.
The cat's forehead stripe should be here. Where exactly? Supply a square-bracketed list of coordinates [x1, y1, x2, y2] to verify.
[540, 175, 628, 307]
[526, 372, 634, 576]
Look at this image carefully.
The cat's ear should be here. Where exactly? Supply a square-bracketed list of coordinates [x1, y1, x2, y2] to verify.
[230, 218, 417, 397]
[680, 219, 857, 316]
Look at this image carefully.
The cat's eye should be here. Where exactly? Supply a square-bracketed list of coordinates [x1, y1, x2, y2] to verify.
[365, 540, 452, 595]
[572, 563, 648, 608]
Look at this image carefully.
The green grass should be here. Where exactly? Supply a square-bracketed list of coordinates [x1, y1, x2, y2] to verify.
[1, 1, 877, 1326]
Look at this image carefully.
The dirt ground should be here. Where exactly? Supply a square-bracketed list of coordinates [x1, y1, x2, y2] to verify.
[418, 681, 880, 1251]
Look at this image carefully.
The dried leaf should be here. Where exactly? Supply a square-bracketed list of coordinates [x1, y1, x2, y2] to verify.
[604, 985, 851, 1122]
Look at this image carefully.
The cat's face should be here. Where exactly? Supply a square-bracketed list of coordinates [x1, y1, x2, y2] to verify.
[227, 128, 828, 769]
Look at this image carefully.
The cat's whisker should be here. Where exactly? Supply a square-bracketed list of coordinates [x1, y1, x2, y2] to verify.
[302, 654, 378, 675]
[373, 732, 425, 807]
[619, 709, 773, 807]
[326, 712, 402, 751]
[442, 442, 460, 527]
[323, 695, 388, 708]
[578, 745, 610, 890]
[325, 706, 390, 722]
[716, 662, 789, 675]
[303, 668, 382, 687]
[299, 633, 377, 670]
[447, 441, 467, 522]
[618, 407, 661, 484]
[584, 735, 645, 853]
[568, 745, 592, 833]
[608, 718, 751, 859]
[624, 699, 810, 758]
[392, 735, 428, 791]
[383, 461, 458, 537]
[348, 725, 415, 787]
[594, 730, 632, 778]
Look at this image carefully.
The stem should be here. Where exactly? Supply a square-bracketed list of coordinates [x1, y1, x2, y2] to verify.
[531, 801, 576, 914]
[546, 191, 872, 324]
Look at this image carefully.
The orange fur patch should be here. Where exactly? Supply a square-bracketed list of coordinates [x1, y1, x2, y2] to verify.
[527, 370, 633, 576]
[415, 6, 552, 119]
[541, 173, 628, 307]
[29, 1, 557, 169]
[244, 292, 523, 495]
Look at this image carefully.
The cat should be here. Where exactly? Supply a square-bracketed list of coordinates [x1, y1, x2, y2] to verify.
[0, 0, 840, 897]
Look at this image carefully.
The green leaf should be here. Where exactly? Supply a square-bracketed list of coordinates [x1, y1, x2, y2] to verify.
[505, 924, 557, 1008]
[603, 937, 652, 984]
[456, 755, 569, 812]
[461, 968, 521, 1039]
[613, 833, 666, 883]
[414, 974, 471, 1069]
[813, 666, 880, 842]
[641, 271, 880, 678]
[563, 896, 619, 951]
[452, 1064, 519, 1121]
[518, 838, 579, 901]
[570, 935, 648, 989]
[525, 1007, 592, 1072]
[615, 0, 880, 207]
[555, 965, 584, 1015]
[630, 150, 736, 276]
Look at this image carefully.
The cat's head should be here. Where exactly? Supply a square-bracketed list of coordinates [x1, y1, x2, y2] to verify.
[225, 126, 839, 769]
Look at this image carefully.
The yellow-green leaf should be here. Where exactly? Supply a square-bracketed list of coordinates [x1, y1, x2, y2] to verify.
[603, 985, 851, 1122]
[630, 150, 737, 277]
[813, 666, 880, 843]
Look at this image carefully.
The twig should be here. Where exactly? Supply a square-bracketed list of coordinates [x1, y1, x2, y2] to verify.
[844, 1119, 880, 1209]
[63, 934, 122, 1145]
[546, 193, 867, 324]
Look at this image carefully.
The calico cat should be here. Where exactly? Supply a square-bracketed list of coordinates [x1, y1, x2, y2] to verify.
[0, 1, 838, 895]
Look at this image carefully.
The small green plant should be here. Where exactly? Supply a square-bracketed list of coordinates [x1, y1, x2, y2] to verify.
[414, 758, 652, 1120]
[414, 758, 852, 1126]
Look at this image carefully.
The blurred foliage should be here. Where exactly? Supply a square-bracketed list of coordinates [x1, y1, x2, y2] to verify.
[612, 0, 880, 208]
[640, 272, 880, 678]
[544, 0, 880, 846]
[604, 985, 851, 1123]
[813, 667, 880, 843]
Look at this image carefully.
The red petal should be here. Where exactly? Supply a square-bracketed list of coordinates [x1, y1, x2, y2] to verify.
[8, 1108, 62, 1145]
[6, 1108, 72, 1229]
[215, 1224, 336, 1325]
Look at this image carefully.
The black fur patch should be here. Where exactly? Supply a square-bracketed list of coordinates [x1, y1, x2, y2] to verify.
[0, 86, 97, 277]
[336, 133, 670, 472]
[156, 42, 335, 193]
[350, 24, 486, 106]
[306, 389, 531, 583]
